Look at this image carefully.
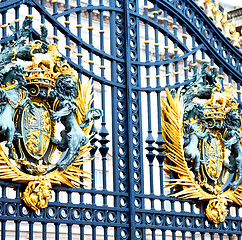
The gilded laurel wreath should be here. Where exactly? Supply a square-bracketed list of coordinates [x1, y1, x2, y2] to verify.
[161, 80, 242, 224]
[0, 18, 102, 211]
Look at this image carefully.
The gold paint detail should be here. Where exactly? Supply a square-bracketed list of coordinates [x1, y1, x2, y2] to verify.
[205, 0, 214, 20]
[65, 45, 71, 50]
[153, 11, 159, 15]
[26, 130, 40, 154]
[21, 177, 52, 211]
[182, 34, 188, 38]
[52, 36, 59, 41]
[213, 1, 223, 31]
[222, 10, 231, 40]
[0, 40, 96, 211]
[218, 75, 224, 79]
[161, 87, 242, 223]
[205, 197, 229, 224]
[204, 83, 238, 116]
[88, 27, 94, 30]
[230, 19, 240, 48]
[14, 19, 20, 23]
[0, 24, 8, 28]
[27, 15, 34, 18]
[197, 0, 205, 9]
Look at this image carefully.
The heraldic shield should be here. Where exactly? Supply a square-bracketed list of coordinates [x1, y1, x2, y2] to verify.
[0, 17, 102, 211]
[161, 63, 242, 224]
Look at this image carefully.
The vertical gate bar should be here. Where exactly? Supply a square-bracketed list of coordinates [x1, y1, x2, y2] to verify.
[42, 222, 47, 240]
[237, 82, 241, 103]
[55, 223, 60, 240]
[143, 0, 155, 210]
[80, 224, 84, 240]
[76, 0, 82, 81]
[29, 222, 33, 240]
[123, 0, 136, 237]
[92, 226, 96, 240]
[109, 0, 120, 237]
[98, 0, 109, 209]
[228, 234, 232, 240]
[1, 221, 5, 240]
[27, 4, 33, 41]
[1, 186, 6, 240]
[64, 0, 70, 58]
[173, 17, 179, 84]
[14, 6, 20, 32]
[153, 0, 165, 202]
[228, 74, 232, 83]
[172, 230, 176, 240]
[191, 35, 197, 74]
[52, 0, 58, 15]
[191, 231, 195, 240]
[99, 0, 109, 230]
[162, 229, 166, 240]
[40, 0, 45, 24]
[219, 233, 223, 240]
[1, 9, 7, 46]
[163, 9, 170, 86]
[201, 232, 205, 240]
[211, 232, 215, 240]
[182, 26, 188, 80]
[52, 0, 58, 44]
[15, 221, 20, 240]
[68, 224, 72, 240]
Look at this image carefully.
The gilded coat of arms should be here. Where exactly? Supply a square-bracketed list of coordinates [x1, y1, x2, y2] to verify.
[0, 17, 102, 211]
[161, 63, 242, 224]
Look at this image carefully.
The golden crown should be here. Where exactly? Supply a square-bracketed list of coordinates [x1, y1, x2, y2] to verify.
[57, 61, 73, 75]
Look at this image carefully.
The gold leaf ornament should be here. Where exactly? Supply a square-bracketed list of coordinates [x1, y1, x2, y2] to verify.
[161, 89, 234, 224]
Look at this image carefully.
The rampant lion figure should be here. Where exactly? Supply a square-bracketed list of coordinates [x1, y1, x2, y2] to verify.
[221, 109, 242, 190]
[50, 73, 102, 170]
[183, 104, 211, 179]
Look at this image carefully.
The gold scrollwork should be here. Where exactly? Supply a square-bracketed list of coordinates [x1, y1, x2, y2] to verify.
[21, 177, 52, 211]
[205, 197, 229, 224]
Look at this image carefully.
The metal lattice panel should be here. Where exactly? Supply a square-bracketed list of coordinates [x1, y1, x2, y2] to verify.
[0, 0, 242, 239]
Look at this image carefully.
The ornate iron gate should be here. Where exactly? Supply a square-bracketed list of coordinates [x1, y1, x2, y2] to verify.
[0, 0, 242, 239]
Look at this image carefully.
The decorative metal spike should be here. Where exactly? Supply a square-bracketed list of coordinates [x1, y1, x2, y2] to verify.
[205, 0, 214, 20]
[230, 19, 240, 48]
[213, 1, 223, 31]
[222, 10, 231, 40]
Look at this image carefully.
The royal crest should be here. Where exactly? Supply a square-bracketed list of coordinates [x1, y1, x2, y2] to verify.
[0, 18, 102, 211]
[161, 63, 242, 224]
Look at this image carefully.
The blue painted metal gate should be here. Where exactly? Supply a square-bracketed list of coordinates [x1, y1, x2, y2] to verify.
[0, 0, 242, 239]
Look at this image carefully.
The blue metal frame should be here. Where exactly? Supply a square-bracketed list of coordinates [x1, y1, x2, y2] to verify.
[1, 0, 242, 239]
